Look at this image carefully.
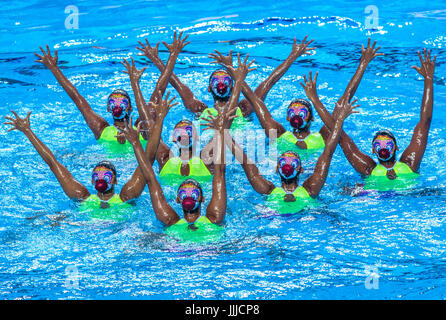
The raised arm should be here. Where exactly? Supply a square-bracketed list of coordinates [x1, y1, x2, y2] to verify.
[400, 49, 436, 172]
[303, 100, 359, 197]
[34, 45, 108, 139]
[119, 92, 179, 202]
[301, 71, 376, 176]
[121, 95, 180, 225]
[122, 58, 171, 165]
[4, 111, 90, 200]
[137, 37, 208, 115]
[209, 50, 286, 138]
[238, 36, 315, 115]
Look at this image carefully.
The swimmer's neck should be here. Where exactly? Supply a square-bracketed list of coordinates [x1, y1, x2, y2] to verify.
[213, 99, 230, 111]
[378, 158, 397, 169]
[97, 187, 115, 201]
[183, 208, 201, 224]
[113, 119, 126, 129]
[281, 178, 299, 193]
[179, 145, 195, 161]
[292, 126, 311, 139]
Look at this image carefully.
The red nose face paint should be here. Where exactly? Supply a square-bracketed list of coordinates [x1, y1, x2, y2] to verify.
[217, 82, 227, 95]
[112, 107, 123, 118]
[182, 197, 197, 211]
[290, 115, 303, 129]
[281, 164, 294, 177]
[95, 179, 109, 193]
[378, 149, 391, 160]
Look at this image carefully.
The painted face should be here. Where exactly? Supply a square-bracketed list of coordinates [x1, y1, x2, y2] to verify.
[177, 183, 202, 212]
[287, 103, 311, 129]
[373, 135, 396, 161]
[210, 71, 233, 99]
[91, 167, 115, 193]
[277, 152, 301, 180]
[107, 93, 131, 120]
[173, 122, 195, 148]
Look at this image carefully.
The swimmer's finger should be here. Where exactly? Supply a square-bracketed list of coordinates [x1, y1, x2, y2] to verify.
[10, 110, 19, 119]
[371, 40, 377, 49]
[248, 67, 257, 72]
[303, 74, 308, 84]
[301, 35, 308, 44]
[417, 51, 423, 64]
[367, 38, 371, 48]
[411, 65, 420, 73]
[26, 111, 32, 120]
[306, 39, 314, 47]
[433, 55, 437, 64]
[243, 54, 249, 64]
[34, 52, 43, 60]
[299, 81, 305, 90]
[4, 116, 14, 121]
[39, 46, 46, 55]
[248, 58, 255, 66]
[46, 44, 51, 54]
[3, 122, 14, 126]
[7, 127, 17, 132]
[314, 71, 318, 83]
[54, 49, 58, 61]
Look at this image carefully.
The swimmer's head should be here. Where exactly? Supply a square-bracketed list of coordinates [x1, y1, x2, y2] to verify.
[286, 99, 314, 131]
[176, 179, 204, 222]
[372, 130, 398, 162]
[172, 120, 198, 149]
[208, 70, 233, 101]
[276, 151, 303, 180]
[91, 161, 117, 194]
[107, 89, 132, 121]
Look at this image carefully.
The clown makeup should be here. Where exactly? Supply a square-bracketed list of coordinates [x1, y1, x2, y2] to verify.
[277, 152, 301, 180]
[287, 103, 311, 130]
[173, 122, 194, 149]
[92, 167, 115, 193]
[210, 71, 233, 99]
[373, 135, 396, 161]
[177, 183, 201, 212]
[108, 94, 130, 120]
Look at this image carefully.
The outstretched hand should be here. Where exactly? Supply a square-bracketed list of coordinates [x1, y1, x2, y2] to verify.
[291, 35, 315, 57]
[360, 38, 384, 64]
[300, 71, 319, 101]
[122, 57, 147, 82]
[201, 104, 238, 132]
[208, 49, 233, 68]
[4, 110, 32, 133]
[34, 45, 58, 69]
[337, 99, 360, 122]
[136, 38, 161, 62]
[412, 48, 436, 80]
[121, 116, 141, 146]
[162, 31, 190, 55]
[149, 90, 179, 120]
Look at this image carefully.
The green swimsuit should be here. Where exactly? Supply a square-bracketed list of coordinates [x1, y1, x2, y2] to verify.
[165, 216, 223, 244]
[275, 131, 325, 156]
[364, 161, 418, 191]
[79, 193, 132, 222]
[266, 186, 315, 214]
[159, 156, 213, 186]
[98, 126, 147, 157]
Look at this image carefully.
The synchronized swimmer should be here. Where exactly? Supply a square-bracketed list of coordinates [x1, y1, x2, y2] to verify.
[3, 31, 437, 242]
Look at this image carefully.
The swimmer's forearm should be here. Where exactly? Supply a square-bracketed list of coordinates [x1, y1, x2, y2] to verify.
[420, 78, 434, 124]
[310, 95, 336, 131]
[304, 117, 343, 197]
[207, 129, 227, 224]
[129, 76, 150, 123]
[143, 115, 165, 164]
[338, 61, 368, 105]
[24, 128, 89, 199]
[241, 81, 285, 136]
[224, 133, 275, 195]
[150, 51, 179, 103]
[151, 58, 206, 114]
[253, 48, 302, 101]
[132, 140, 179, 225]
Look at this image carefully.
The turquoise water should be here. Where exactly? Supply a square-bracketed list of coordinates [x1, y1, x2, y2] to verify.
[1, 0, 445, 299]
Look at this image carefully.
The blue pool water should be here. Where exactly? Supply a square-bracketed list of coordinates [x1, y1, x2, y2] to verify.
[1, 0, 445, 299]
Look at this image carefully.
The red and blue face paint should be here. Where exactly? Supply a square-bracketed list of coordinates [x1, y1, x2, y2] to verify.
[210, 71, 233, 99]
[277, 152, 301, 180]
[287, 102, 311, 130]
[373, 135, 396, 161]
[92, 167, 115, 193]
[173, 121, 195, 149]
[177, 183, 202, 212]
[107, 93, 131, 120]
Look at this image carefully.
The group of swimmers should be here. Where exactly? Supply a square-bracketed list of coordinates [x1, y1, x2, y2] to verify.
[4, 31, 436, 242]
